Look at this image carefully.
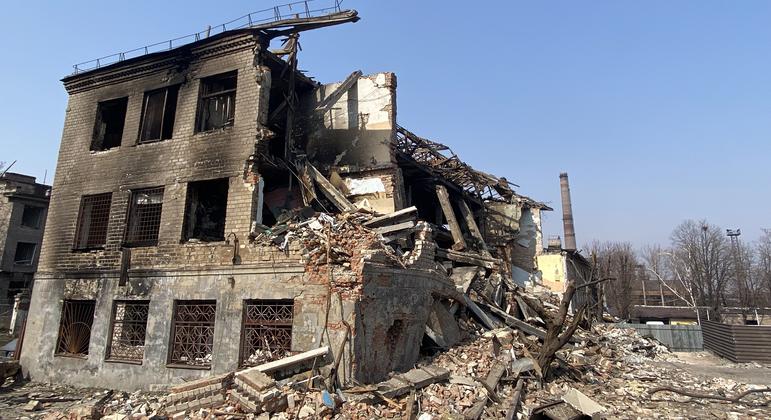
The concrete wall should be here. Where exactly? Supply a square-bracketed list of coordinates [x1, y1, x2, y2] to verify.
[537, 253, 567, 293]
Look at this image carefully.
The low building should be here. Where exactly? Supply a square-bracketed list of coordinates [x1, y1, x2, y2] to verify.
[21, 10, 549, 390]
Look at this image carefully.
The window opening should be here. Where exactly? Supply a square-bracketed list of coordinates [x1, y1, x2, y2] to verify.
[139, 85, 180, 143]
[106, 301, 149, 362]
[13, 242, 36, 265]
[240, 299, 293, 367]
[21, 205, 44, 228]
[55, 300, 96, 357]
[74, 193, 112, 250]
[196, 72, 237, 132]
[183, 178, 228, 242]
[91, 97, 128, 150]
[169, 300, 216, 368]
[125, 187, 164, 247]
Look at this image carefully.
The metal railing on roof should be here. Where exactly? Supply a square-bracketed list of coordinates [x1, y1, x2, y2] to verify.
[71, 0, 344, 75]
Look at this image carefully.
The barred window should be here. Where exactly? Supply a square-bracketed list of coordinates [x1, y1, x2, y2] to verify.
[139, 85, 180, 143]
[196, 72, 237, 132]
[169, 300, 216, 368]
[240, 299, 293, 367]
[125, 187, 164, 247]
[55, 300, 96, 357]
[74, 193, 112, 250]
[106, 301, 149, 363]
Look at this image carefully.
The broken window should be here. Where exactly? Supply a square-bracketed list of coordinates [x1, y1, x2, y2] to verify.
[13, 242, 36, 265]
[196, 71, 237, 132]
[106, 300, 149, 363]
[240, 299, 293, 367]
[55, 300, 96, 357]
[91, 97, 128, 151]
[74, 193, 112, 250]
[21, 205, 44, 229]
[124, 187, 164, 247]
[169, 300, 216, 368]
[139, 85, 180, 143]
[183, 178, 228, 242]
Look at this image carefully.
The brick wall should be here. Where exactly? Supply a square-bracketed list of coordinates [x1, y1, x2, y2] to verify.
[39, 33, 269, 274]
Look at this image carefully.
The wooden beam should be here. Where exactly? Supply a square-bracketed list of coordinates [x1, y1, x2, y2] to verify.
[435, 185, 466, 251]
[315, 70, 364, 112]
[305, 163, 356, 212]
[373, 221, 415, 235]
[242, 346, 329, 374]
[435, 248, 497, 269]
[457, 199, 490, 256]
[476, 301, 579, 344]
[463, 295, 499, 330]
[363, 206, 417, 227]
[504, 379, 525, 420]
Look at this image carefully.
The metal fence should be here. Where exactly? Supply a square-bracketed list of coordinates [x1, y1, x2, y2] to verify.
[71, 0, 345, 74]
[618, 323, 703, 352]
[701, 321, 771, 363]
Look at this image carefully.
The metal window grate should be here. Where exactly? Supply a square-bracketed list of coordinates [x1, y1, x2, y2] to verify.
[74, 193, 112, 249]
[240, 300, 293, 367]
[106, 301, 149, 362]
[56, 300, 96, 357]
[169, 301, 217, 368]
[125, 187, 164, 247]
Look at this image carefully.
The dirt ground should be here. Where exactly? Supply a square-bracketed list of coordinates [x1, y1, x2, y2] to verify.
[662, 351, 771, 386]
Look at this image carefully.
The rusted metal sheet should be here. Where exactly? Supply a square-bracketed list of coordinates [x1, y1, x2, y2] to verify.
[702, 321, 771, 363]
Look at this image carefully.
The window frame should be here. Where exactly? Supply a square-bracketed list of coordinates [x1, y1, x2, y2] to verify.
[13, 242, 36, 265]
[123, 187, 165, 248]
[105, 300, 150, 364]
[73, 192, 112, 251]
[195, 71, 238, 133]
[167, 300, 217, 369]
[182, 178, 229, 242]
[138, 84, 180, 144]
[239, 299, 294, 368]
[20, 205, 45, 229]
[55, 299, 96, 358]
[91, 96, 128, 151]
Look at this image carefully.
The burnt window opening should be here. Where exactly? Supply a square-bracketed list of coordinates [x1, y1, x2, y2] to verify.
[13, 242, 36, 265]
[183, 178, 228, 242]
[139, 85, 180, 143]
[55, 300, 96, 357]
[169, 300, 216, 368]
[91, 97, 128, 151]
[106, 301, 149, 363]
[125, 187, 164, 247]
[74, 193, 112, 250]
[21, 205, 45, 229]
[240, 299, 294, 367]
[196, 72, 237, 132]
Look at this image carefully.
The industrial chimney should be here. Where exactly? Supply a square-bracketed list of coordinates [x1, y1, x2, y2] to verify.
[559, 172, 577, 250]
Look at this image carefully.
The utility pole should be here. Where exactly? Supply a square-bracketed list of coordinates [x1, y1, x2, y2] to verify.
[727, 229, 751, 308]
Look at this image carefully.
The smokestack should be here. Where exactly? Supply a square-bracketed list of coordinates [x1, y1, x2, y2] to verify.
[559, 172, 577, 250]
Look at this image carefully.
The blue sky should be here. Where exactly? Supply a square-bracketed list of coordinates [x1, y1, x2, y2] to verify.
[1, 1, 769, 248]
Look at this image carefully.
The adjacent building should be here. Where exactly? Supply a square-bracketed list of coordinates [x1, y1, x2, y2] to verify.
[0, 172, 50, 307]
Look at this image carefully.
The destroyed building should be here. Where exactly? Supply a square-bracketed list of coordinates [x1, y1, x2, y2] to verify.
[20, 9, 552, 392]
[0, 172, 50, 308]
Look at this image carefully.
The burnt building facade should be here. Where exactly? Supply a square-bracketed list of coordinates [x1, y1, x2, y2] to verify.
[22, 12, 548, 391]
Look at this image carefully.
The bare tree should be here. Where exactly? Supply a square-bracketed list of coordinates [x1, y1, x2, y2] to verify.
[670, 220, 731, 317]
[588, 241, 638, 319]
[644, 246, 702, 324]
[755, 229, 771, 307]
